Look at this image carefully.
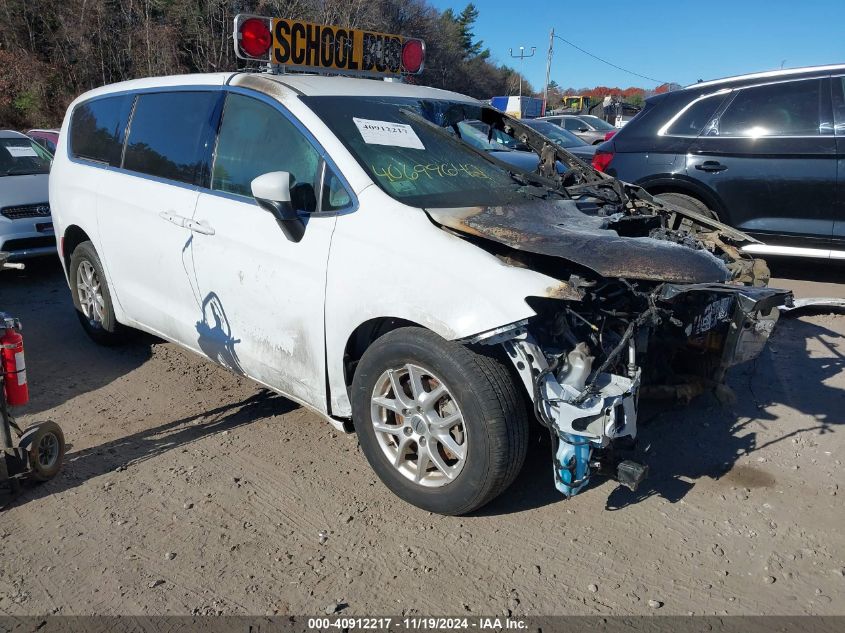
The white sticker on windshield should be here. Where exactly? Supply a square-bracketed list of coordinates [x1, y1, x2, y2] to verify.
[5, 146, 38, 158]
[353, 118, 425, 150]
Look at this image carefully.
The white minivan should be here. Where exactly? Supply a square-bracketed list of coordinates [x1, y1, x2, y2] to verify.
[50, 70, 789, 514]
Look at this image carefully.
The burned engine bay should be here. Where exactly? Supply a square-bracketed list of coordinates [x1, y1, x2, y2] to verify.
[429, 105, 794, 497]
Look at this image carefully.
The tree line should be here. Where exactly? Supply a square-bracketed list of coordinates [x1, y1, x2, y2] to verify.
[0, 0, 535, 129]
[546, 82, 682, 110]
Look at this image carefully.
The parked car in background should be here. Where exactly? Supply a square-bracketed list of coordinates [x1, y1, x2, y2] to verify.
[541, 114, 617, 144]
[0, 130, 55, 259]
[592, 64, 845, 260]
[26, 129, 60, 154]
[520, 119, 598, 160]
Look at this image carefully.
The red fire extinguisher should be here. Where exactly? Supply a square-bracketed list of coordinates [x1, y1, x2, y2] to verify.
[1, 322, 29, 407]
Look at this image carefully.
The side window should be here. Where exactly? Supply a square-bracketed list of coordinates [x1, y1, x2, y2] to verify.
[123, 91, 219, 185]
[563, 118, 580, 131]
[712, 79, 822, 137]
[664, 93, 728, 136]
[69, 95, 134, 165]
[33, 137, 56, 154]
[212, 93, 321, 211]
[833, 76, 845, 135]
[321, 168, 352, 212]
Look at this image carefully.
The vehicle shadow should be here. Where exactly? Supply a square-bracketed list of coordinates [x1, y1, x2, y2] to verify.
[477, 314, 845, 516]
[1, 389, 299, 508]
[0, 258, 155, 416]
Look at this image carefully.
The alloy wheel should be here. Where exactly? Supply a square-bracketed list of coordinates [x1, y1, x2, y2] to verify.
[370, 363, 467, 487]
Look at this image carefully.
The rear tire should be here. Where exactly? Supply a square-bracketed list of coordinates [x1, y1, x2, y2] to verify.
[351, 327, 528, 515]
[654, 192, 718, 220]
[69, 241, 127, 345]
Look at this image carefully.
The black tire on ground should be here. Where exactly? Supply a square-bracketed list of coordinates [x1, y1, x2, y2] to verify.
[69, 241, 127, 345]
[26, 421, 65, 482]
[654, 191, 718, 220]
[351, 327, 528, 515]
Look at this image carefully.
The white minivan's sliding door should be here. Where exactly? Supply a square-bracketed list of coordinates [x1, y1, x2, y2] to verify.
[96, 90, 221, 345]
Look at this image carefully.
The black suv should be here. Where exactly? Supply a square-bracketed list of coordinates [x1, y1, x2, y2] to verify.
[592, 65, 845, 259]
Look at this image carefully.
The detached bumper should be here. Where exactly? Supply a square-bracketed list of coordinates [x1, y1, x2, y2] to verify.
[659, 283, 793, 374]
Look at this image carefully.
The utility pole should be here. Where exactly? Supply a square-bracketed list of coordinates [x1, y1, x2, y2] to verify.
[508, 45, 536, 101]
[542, 28, 554, 115]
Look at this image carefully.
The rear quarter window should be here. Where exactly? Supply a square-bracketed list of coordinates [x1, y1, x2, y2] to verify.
[69, 95, 134, 165]
[663, 92, 729, 136]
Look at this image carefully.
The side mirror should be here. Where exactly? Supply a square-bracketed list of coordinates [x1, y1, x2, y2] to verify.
[251, 171, 306, 243]
[578, 126, 589, 133]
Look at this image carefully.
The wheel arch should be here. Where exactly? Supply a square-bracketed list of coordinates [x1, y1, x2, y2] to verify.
[61, 224, 91, 274]
[340, 316, 426, 399]
[61, 225, 128, 329]
[637, 175, 729, 222]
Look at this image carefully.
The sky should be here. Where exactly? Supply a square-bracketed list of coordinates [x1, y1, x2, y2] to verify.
[428, 0, 845, 91]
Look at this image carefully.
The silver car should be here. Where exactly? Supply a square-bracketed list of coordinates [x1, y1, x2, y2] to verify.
[0, 130, 54, 258]
[541, 114, 618, 145]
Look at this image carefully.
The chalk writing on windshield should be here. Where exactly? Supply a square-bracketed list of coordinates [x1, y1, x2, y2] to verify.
[371, 161, 494, 183]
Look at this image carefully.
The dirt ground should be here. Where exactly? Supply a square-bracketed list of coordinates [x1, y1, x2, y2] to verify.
[0, 257, 843, 617]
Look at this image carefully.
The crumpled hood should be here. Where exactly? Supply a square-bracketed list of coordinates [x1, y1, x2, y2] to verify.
[425, 198, 731, 284]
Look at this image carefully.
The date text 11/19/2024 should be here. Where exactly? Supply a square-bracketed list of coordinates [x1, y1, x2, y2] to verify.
[307, 617, 528, 630]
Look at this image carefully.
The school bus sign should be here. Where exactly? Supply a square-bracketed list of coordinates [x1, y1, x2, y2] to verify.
[234, 15, 426, 76]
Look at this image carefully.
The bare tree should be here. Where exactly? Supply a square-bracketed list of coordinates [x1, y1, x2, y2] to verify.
[0, 0, 520, 128]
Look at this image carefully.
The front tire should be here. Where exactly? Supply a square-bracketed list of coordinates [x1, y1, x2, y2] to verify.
[351, 327, 528, 515]
[69, 241, 126, 345]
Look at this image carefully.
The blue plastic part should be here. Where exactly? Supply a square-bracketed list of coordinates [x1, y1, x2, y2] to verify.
[554, 432, 592, 497]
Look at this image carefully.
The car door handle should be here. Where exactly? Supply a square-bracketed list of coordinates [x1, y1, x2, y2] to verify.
[184, 218, 215, 236]
[695, 161, 727, 173]
[159, 211, 215, 236]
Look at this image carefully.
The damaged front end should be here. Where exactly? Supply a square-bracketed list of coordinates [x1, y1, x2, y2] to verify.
[472, 280, 789, 498]
[430, 102, 793, 498]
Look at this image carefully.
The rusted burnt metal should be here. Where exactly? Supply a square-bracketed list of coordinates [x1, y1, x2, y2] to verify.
[427, 199, 731, 284]
[545, 281, 584, 301]
[479, 107, 605, 187]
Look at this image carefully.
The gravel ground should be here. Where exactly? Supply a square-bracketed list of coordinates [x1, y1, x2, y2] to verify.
[0, 257, 842, 616]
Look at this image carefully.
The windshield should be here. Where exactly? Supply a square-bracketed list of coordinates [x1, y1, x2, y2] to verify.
[523, 121, 587, 148]
[0, 138, 51, 176]
[580, 115, 615, 131]
[303, 96, 542, 208]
